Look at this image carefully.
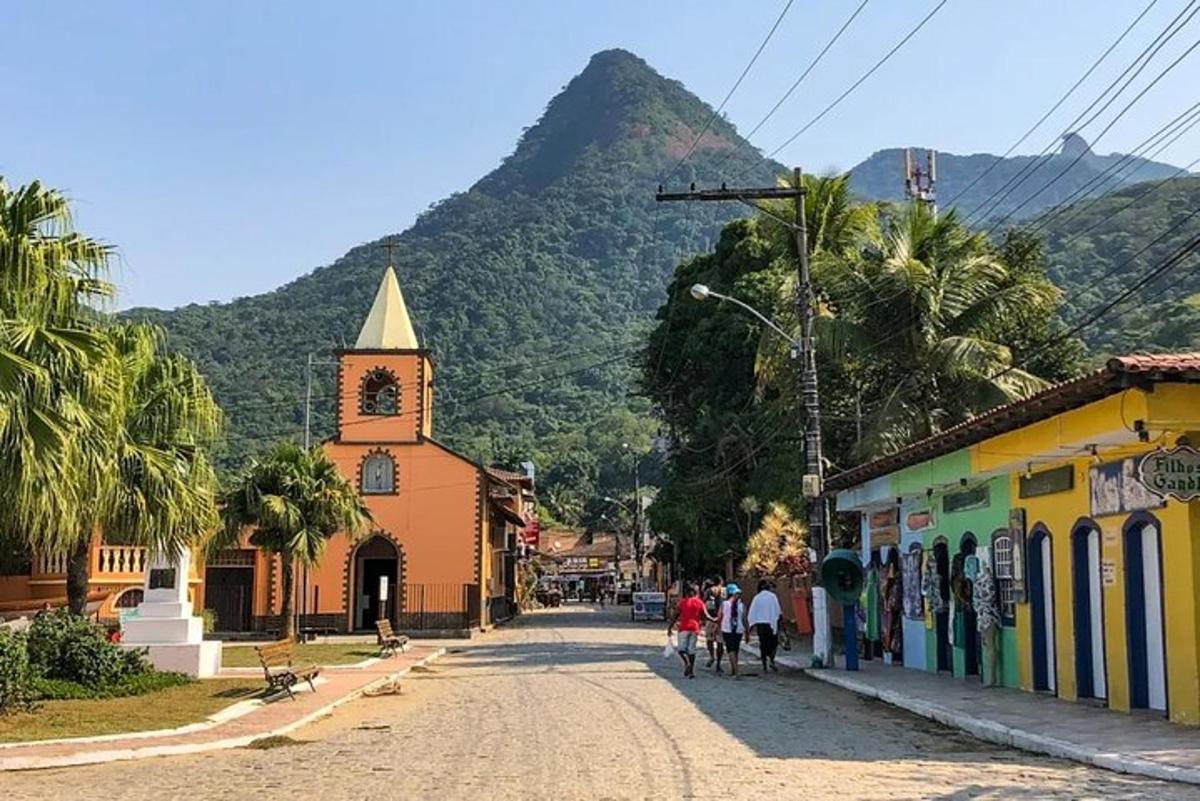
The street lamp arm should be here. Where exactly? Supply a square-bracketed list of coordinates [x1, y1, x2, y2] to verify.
[705, 290, 800, 347]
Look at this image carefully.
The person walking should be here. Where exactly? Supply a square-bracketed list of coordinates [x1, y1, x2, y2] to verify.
[748, 579, 783, 672]
[718, 583, 749, 677]
[703, 577, 726, 672]
[668, 583, 705, 678]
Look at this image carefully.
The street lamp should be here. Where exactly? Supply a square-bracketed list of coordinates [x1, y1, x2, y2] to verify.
[688, 283, 835, 667]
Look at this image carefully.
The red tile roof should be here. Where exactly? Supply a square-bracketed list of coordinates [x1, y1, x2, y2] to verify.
[825, 354, 1200, 493]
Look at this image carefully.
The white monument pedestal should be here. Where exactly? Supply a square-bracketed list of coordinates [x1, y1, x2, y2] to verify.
[121, 549, 222, 678]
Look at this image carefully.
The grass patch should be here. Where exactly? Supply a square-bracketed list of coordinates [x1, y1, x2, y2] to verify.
[221, 643, 380, 668]
[245, 734, 307, 750]
[0, 678, 262, 743]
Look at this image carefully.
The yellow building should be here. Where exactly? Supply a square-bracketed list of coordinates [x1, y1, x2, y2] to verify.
[829, 354, 1200, 724]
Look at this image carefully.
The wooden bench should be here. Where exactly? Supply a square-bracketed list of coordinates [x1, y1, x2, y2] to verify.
[376, 619, 409, 658]
[254, 640, 320, 700]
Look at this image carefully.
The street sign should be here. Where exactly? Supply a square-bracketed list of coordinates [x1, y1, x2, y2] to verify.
[1136, 446, 1200, 501]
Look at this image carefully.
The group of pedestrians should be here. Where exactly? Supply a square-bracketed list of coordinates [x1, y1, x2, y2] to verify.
[667, 576, 783, 679]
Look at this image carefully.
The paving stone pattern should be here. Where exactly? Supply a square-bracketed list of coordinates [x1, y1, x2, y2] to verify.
[7, 606, 1198, 800]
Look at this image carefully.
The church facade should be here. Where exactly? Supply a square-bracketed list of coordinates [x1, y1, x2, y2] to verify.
[204, 267, 532, 635]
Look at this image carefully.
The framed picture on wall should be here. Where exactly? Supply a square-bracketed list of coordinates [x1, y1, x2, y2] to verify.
[1008, 508, 1026, 603]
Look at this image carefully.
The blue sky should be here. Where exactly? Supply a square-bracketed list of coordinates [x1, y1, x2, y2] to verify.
[2, 1, 1196, 309]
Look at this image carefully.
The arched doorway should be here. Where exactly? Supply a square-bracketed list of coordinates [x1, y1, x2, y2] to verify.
[933, 539, 952, 672]
[1071, 521, 1106, 701]
[1028, 526, 1056, 693]
[957, 535, 980, 677]
[1124, 516, 1167, 714]
[352, 535, 401, 631]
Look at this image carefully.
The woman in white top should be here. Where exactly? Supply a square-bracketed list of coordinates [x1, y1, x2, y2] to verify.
[718, 583, 749, 677]
[747, 579, 784, 672]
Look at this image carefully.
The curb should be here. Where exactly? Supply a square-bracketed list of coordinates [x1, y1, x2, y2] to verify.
[0, 648, 445, 772]
[799, 663, 1200, 786]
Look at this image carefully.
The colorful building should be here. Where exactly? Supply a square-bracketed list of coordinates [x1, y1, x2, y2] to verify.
[204, 266, 532, 635]
[829, 354, 1200, 724]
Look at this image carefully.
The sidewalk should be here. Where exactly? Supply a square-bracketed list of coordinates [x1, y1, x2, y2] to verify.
[745, 641, 1200, 785]
[0, 645, 443, 771]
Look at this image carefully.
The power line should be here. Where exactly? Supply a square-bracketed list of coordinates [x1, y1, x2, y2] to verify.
[962, 0, 1200, 225]
[661, 0, 796, 183]
[940, 0, 1162, 210]
[744, 0, 952, 174]
[983, 34, 1200, 235]
[712, 0, 873, 177]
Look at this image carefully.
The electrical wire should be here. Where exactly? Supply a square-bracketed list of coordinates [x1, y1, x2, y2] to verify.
[963, 0, 1200, 225]
[741, 0, 952, 176]
[712, 0, 873, 178]
[661, 0, 796, 183]
[940, 0, 1162, 211]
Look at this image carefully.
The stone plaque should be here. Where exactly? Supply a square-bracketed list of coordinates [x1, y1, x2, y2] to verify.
[148, 567, 177, 590]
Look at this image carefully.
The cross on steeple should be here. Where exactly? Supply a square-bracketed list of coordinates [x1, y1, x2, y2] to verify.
[380, 237, 398, 268]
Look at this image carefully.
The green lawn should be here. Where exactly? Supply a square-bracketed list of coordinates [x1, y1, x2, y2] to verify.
[0, 678, 263, 743]
[221, 642, 380, 668]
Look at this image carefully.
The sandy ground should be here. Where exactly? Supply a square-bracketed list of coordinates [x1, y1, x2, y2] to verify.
[6, 604, 1197, 801]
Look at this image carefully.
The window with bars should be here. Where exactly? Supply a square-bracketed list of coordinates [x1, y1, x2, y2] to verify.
[992, 535, 1015, 625]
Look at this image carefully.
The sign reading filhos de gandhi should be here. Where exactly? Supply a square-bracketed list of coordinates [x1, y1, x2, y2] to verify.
[1136, 446, 1200, 501]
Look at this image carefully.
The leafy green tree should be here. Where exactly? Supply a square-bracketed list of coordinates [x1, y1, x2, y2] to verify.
[816, 203, 1061, 454]
[64, 323, 224, 613]
[215, 441, 372, 641]
[0, 179, 114, 591]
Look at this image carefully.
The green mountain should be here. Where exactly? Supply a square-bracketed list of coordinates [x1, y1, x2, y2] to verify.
[127, 49, 782, 508]
[1038, 175, 1200, 354]
[847, 142, 1182, 221]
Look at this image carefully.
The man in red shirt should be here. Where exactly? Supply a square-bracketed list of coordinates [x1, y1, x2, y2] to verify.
[669, 583, 705, 679]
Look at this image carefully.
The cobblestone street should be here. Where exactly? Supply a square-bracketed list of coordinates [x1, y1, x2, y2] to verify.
[8, 605, 1199, 800]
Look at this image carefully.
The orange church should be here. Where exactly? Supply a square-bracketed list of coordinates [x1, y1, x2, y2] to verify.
[203, 267, 534, 635]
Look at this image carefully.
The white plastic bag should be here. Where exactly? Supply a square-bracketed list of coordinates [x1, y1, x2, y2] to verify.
[662, 633, 676, 660]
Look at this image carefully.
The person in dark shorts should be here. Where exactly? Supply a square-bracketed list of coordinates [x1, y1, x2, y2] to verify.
[702, 577, 726, 672]
[718, 583, 749, 677]
[748, 578, 783, 672]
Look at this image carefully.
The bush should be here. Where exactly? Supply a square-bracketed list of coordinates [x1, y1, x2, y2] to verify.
[0, 629, 34, 713]
[31, 671, 191, 701]
[26, 610, 150, 688]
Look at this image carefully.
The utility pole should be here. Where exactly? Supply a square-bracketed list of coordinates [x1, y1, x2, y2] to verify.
[656, 168, 834, 666]
[903, 148, 938, 215]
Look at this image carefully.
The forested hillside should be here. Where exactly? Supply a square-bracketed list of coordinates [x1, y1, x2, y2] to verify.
[1039, 175, 1200, 354]
[127, 49, 782, 520]
[848, 145, 1181, 221]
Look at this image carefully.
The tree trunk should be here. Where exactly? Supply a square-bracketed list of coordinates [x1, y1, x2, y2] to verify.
[279, 552, 296, 642]
[66, 537, 91, 616]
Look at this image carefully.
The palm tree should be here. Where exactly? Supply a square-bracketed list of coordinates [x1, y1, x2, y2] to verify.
[0, 179, 114, 581]
[216, 441, 373, 641]
[62, 322, 224, 613]
[818, 203, 1058, 454]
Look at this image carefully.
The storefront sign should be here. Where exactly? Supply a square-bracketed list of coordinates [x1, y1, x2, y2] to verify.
[869, 508, 898, 530]
[1102, 560, 1117, 586]
[1090, 458, 1166, 517]
[1019, 465, 1074, 498]
[1008, 508, 1027, 603]
[905, 509, 935, 531]
[870, 527, 900, 547]
[521, 515, 540, 548]
[632, 592, 666, 621]
[1136, 446, 1200, 501]
[943, 485, 989, 514]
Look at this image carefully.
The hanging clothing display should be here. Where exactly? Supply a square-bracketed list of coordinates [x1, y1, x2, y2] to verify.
[921, 552, 943, 630]
[865, 566, 881, 642]
[973, 561, 1001, 687]
[881, 559, 904, 658]
[902, 545, 924, 620]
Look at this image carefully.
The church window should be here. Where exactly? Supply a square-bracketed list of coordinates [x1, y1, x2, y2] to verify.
[361, 368, 399, 416]
[361, 452, 396, 494]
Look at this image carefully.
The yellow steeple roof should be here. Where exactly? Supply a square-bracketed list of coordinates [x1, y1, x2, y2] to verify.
[354, 266, 419, 350]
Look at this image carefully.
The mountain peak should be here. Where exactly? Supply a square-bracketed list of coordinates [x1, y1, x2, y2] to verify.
[478, 49, 754, 194]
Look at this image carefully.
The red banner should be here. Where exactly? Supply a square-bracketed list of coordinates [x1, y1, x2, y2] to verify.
[521, 516, 540, 549]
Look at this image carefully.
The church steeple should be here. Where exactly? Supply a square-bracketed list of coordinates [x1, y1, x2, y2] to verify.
[354, 266, 419, 350]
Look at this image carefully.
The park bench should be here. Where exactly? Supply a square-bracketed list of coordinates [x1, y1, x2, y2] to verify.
[254, 640, 320, 700]
[376, 619, 409, 657]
